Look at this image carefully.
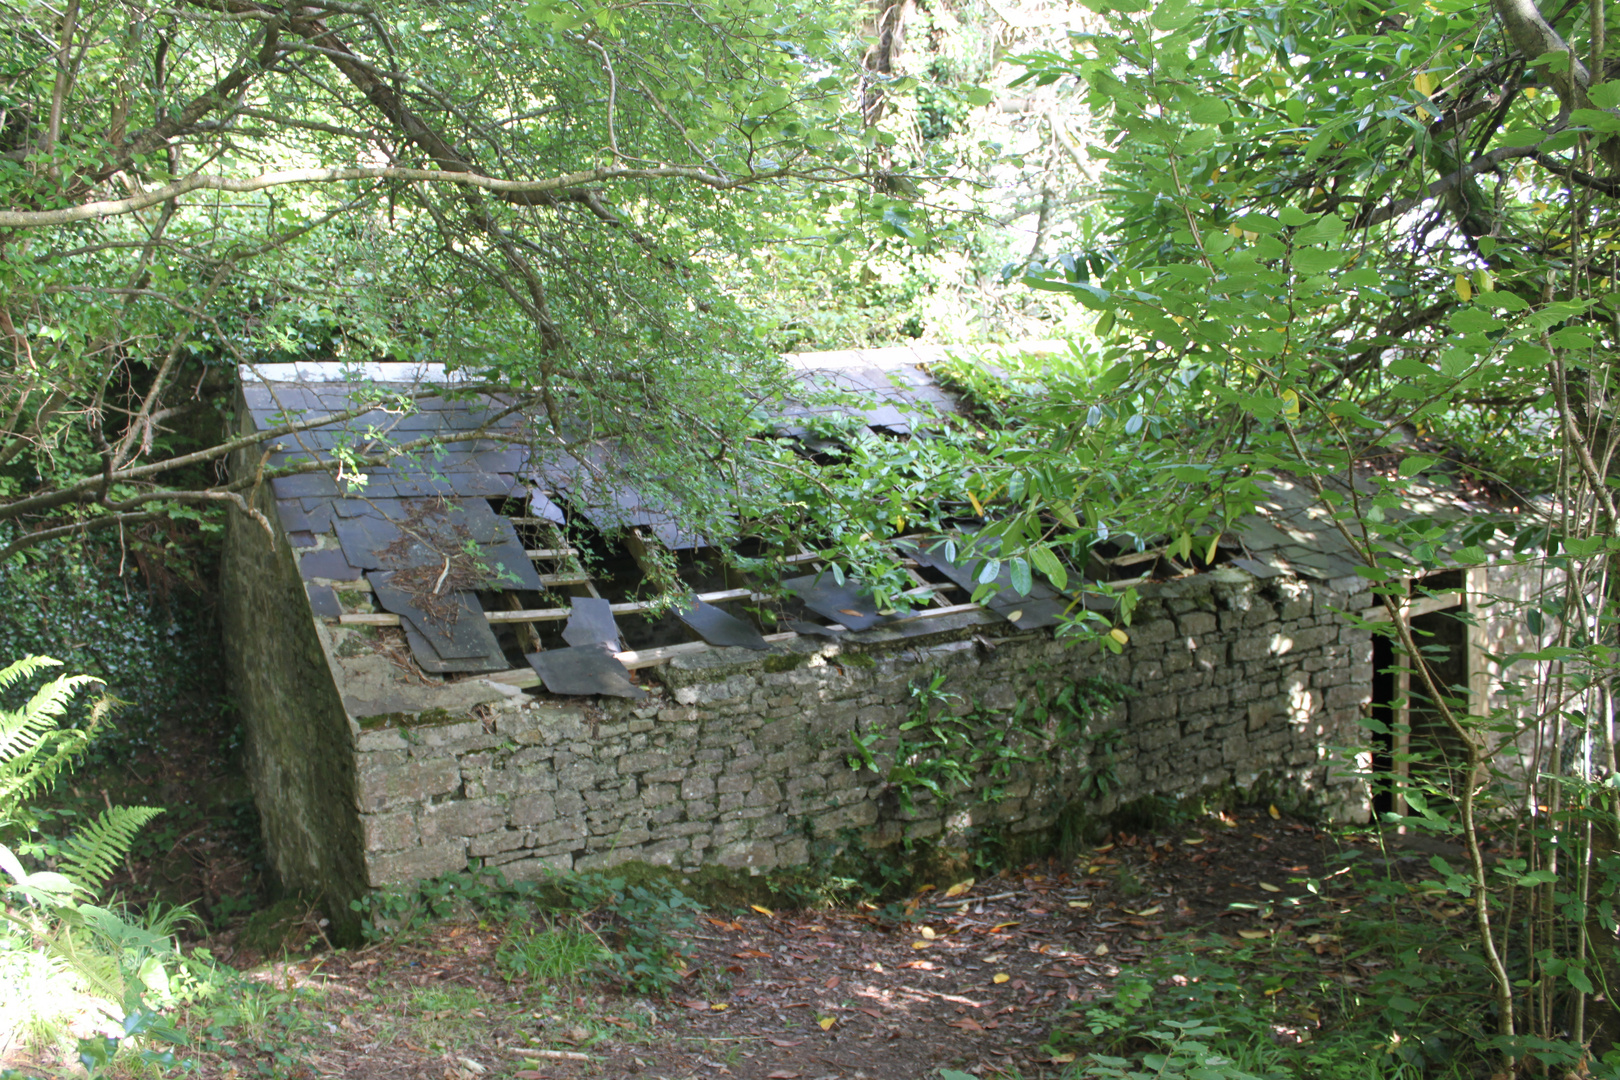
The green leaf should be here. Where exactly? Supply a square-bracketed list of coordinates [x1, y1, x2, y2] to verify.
[1009, 557, 1033, 597]
[1030, 545, 1068, 591]
[1590, 82, 1620, 108]
[1149, 0, 1196, 30]
[1398, 455, 1437, 477]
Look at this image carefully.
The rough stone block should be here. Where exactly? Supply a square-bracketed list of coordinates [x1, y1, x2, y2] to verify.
[368, 840, 467, 886]
[510, 792, 557, 825]
[419, 797, 507, 841]
[714, 839, 777, 872]
[357, 727, 409, 753]
[469, 828, 532, 857]
[531, 817, 587, 848]
[362, 811, 419, 852]
[500, 852, 575, 878]
[356, 752, 460, 812]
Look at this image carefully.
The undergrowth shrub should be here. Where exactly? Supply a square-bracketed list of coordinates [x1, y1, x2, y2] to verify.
[1049, 847, 1618, 1080]
[0, 656, 215, 1069]
[350, 866, 704, 996]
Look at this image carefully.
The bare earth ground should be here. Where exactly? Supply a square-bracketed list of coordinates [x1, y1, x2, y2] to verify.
[160, 807, 1373, 1080]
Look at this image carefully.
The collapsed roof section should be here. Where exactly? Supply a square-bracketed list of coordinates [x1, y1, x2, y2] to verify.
[240, 347, 1489, 701]
[240, 347, 1022, 696]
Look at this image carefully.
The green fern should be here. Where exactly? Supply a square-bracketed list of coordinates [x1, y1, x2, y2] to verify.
[0, 655, 190, 1065]
[0, 658, 110, 829]
[55, 807, 165, 898]
[0, 656, 161, 903]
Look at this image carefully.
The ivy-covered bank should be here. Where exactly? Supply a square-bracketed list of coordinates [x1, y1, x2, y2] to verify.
[228, 547, 1375, 939]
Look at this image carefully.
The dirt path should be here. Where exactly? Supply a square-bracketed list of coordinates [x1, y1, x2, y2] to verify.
[169, 807, 1351, 1080]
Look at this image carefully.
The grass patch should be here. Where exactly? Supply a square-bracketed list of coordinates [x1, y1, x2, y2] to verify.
[407, 985, 493, 1050]
[497, 919, 611, 984]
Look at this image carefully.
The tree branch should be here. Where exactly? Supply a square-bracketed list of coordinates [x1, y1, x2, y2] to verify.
[0, 161, 836, 229]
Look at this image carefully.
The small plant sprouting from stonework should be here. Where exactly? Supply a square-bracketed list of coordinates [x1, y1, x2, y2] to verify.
[859, 669, 1129, 814]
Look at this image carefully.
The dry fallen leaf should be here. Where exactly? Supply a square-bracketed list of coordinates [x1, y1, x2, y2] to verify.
[1068, 900, 1091, 909]
[993, 973, 1010, 984]
[749, 904, 774, 918]
[1182, 836, 1206, 845]
[988, 921, 1019, 933]
[920, 926, 937, 940]
[824, 975, 841, 989]
[944, 878, 975, 898]
[1093, 843, 1116, 853]
[818, 1017, 836, 1031]
[1050, 1053, 1077, 1064]
[767, 1071, 802, 1079]
[1258, 882, 1281, 893]
[710, 1003, 728, 1011]
[1268, 804, 1281, 819]
[1238, 930, 1269, 940]
[766, 1038, 804, 1048]
[912, 940, 931, 950]
[1093, 943, 1109, 956]
[1128, 905, 1163, 916]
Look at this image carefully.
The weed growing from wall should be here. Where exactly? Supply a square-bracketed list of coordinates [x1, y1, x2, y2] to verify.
[849, 669, 1129, 814]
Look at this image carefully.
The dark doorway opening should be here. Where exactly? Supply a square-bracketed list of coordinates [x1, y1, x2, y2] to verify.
[1370, 632, 1396, 818]
[1366, 570, 1472, 820]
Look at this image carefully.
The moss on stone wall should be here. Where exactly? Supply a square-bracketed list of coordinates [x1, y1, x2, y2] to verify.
[220, 425, 369, 943]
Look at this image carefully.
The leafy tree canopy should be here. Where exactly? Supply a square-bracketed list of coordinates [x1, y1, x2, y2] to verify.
[0, 0, 913, 558]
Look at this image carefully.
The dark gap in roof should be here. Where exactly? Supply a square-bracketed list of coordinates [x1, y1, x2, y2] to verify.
[572, 537, 648, 605]
[673, 550, 731, 596]
[618, 607, 691, 653]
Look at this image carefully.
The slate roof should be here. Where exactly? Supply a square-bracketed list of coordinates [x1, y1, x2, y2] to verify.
[239, 346, 981, 694]
[239, 346, 1486, 699]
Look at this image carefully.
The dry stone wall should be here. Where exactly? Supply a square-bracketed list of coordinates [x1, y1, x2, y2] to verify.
[346, 569, 1375, 888]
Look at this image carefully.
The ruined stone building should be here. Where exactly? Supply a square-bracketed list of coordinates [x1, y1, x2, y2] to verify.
[220, 346, 1548, 930]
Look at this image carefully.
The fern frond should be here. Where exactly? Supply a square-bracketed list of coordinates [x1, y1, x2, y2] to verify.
[42, 920, 126, 1003]
[0, 726, 97, 824]
[57, 806, 164, 897]
[0, 656, 62, 694]
[0, 673, 103, 765]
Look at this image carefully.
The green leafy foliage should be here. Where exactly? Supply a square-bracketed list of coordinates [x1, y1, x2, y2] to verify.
[0, 655, 215, 1069]
[854, 670, 1128, 813]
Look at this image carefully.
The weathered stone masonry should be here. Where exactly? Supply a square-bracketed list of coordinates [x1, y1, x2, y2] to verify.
[330, 569, 1375, 892]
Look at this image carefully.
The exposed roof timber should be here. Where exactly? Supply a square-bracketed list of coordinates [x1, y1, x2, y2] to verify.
[479, 601, 1006, 686]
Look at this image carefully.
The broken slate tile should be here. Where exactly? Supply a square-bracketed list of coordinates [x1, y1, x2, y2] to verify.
[528, 490, 566, 524]
[526, 645, 647, 700]
[369, 571, 504, 662]
[675, 598, 769, 650]
[305, 584, 343, 620]
[989, 595, 1075, 631]
[271, 471, 340, 499]
[288, 531, 317, 548]
[562, 597, 622, 651]
[781, 573, 891, 632]
[276, 500, 311, 533]
[299, 547, 362, 581]
[403, 622, 512, 674]
[482, 537, 547, 592]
